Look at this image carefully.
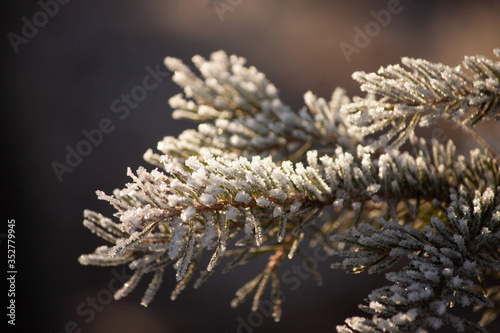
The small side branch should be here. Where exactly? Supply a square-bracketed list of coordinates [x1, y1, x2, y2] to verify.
[456, 120, 500, 164]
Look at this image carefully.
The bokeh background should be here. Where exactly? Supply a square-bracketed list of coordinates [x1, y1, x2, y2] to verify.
[3, 0, 500, 332]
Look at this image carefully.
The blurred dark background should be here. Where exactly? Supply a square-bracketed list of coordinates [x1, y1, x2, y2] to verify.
[2, 1, 500, 332]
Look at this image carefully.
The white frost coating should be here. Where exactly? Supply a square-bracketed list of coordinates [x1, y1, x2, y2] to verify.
[277, 216, 287, 242]
[426, 317, 443, 329]
[226, 206, 239, 220]
[265, 83, 278, 97]
[375, 318, 396, 331]
[333, 198, 344, 208]
[391, 308, 419, 325]
[119, 204, 164, 233]
[96, 190, 123, 208]
[255, 197, 270, 207]
[230, 134, 245, 147]
[201, 213, 217, 248]
[390, 180, 400, 193]
[185, 156, 204, 170]
[424, 270, 439, 283]
[390, 293, 405, 304]
[366, 184, 381, 195]
[140, 269, 164, 307]
[273, 206, 283, 217]
[176, 231, 195, 281]
[181, 206, 197, 222]
[351, 201, 361, 210]
[199, 193, 217, 206]
[120, 208, 142, 232]
[369, 301, 385, 312]
[290, 201, 302, 213]
[356, 317, 378, 331]
[450, 276, 462, 287]
[169, 218, 187, 259]
[269, 189, 287, 201]
[244, 212, 255, 235]
[167, 194, 192, 207]
[234, 191, 252, 204]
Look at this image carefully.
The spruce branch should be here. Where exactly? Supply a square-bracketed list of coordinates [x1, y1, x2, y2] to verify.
[144, 51, 360, 170]
[343, 49, 500, 152]
[334, 186, 500, 332]
[79, 49, 500, 331]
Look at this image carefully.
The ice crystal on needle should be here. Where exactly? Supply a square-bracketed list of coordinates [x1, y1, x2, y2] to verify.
[80, 49, 500, 331]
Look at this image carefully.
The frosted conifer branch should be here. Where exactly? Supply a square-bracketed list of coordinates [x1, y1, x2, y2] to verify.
[79, 49, 500, 331]
[144, 51, 360, 170]
[334, 186, 500, 332]
[343, 49, 500, 151]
